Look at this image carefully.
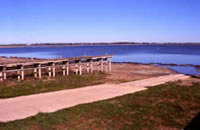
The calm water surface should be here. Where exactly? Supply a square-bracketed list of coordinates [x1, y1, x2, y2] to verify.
[0, 45, 200, 75]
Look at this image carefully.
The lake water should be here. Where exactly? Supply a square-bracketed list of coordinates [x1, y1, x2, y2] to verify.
[0, 44, 200, 75]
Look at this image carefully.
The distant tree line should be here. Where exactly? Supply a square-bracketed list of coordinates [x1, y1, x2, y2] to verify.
[1, 42, 200, 47]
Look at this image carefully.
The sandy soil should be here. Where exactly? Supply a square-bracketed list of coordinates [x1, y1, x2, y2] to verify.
[106, 63, 176, 83]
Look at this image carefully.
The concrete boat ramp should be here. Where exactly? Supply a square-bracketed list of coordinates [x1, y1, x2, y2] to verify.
[0, 74, 189, 122]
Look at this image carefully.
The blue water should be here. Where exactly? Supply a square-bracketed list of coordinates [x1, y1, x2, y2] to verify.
[0, 45, 200, 75]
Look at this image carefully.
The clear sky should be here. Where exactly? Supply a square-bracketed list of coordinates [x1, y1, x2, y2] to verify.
[0, 0, 200, 44]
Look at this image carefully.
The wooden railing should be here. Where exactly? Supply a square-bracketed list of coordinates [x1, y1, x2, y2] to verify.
[0, 55, 113, 81]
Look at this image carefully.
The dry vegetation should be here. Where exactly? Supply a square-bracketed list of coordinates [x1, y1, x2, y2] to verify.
[0, 81, 200, 129]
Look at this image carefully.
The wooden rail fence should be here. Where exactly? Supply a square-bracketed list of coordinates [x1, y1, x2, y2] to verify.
[0, 55, 112, 82]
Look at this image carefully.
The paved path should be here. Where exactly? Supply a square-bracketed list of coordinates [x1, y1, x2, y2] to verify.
[0, 74, 189, 122]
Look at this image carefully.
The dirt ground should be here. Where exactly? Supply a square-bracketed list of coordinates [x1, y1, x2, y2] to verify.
[106, 63, 176, 83]
[175, 77, 200, 86]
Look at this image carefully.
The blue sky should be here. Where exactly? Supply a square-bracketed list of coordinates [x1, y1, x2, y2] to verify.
[0, 0, 200, 44]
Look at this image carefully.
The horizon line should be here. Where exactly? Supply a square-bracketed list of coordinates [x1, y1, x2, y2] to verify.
[1, 41, 200, 45]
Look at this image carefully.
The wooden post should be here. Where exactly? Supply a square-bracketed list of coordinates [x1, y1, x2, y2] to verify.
[105, 60, 108, 72]
[34, 68, 37, 78]
[62, 65, 66, 76]
[38, 64, 42, 79]
[17, 70, 21, 80]
[79, 61, 82, 75]
[52, 63, 56, 77]
[0, 72, 2, 82]
[90, 60, 93, 73]
[101, 59, 104, 72]
[3, 67, 6, 80]
[75, 63, 78, 74]
[98, 62, 101, 72]
[48, 67, 52, 77]
[97, 62, 100, 72]
[86, 63, 89, 73]
[21, 65, 24, 80]
[109, 57, 112, 72]
[66, 62, 69, 76]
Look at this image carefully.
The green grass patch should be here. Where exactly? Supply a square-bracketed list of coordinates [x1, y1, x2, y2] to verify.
[0, 73, 106, 98]
[1, 82, 200, 129]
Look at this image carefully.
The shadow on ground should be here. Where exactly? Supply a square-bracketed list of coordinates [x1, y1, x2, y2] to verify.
[185, 112, 200, 130]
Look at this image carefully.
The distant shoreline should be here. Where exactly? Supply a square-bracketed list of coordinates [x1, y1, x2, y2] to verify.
[1, 56, 200, 67]
[1, 42, 200, 48]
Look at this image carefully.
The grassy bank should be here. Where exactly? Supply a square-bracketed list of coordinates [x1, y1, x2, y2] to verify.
[0, 82, 200, 129]
[0, 73, 106, 98]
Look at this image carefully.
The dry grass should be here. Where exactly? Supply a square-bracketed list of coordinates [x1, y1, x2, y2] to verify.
[1, 81, 200, 129]
[0, 73, 106, 98]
